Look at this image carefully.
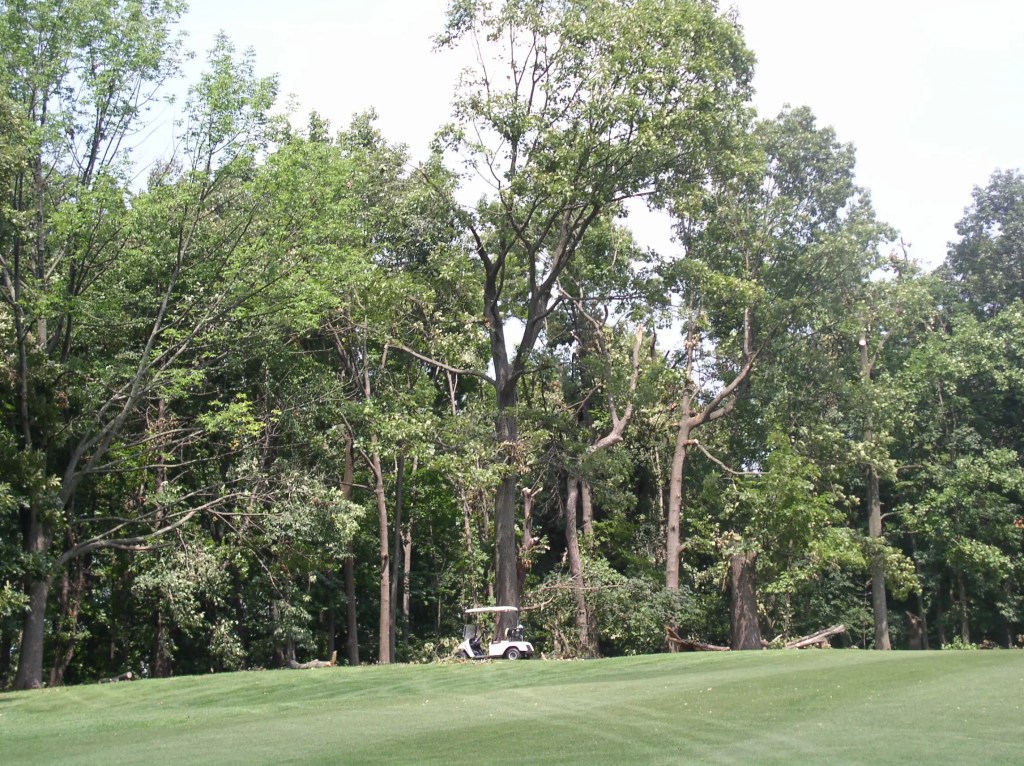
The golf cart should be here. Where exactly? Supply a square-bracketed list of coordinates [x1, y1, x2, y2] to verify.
[456, 605, 534, 660]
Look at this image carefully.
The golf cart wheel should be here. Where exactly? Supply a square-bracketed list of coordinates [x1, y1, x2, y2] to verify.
[456, 649, 470, 659]
[504, 647, 522, 660]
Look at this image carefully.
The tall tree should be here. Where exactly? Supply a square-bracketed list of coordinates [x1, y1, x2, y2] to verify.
[0, 0, 186, 689]
[663, 106, 890, 620]
[0, 13, 296, 686]
[430, 0, 753, 625]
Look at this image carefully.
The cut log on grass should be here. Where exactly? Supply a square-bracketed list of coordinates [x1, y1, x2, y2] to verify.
[288, 651, 337, 669]
[666, 626, 730, 652]
[99, 671, 134, 683]
[785, 625, 845, 649]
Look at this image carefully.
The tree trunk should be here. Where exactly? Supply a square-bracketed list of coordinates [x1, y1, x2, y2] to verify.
[389, 454, 404, 662]
[341, 433, 359, 666]
[867, 464, 891, 650]
[493, 393, 521, 637]
[517, 488, 538, 599]
[48, 557, 87, 687]
[152, 606, 172, 678]
[581, 481, 594, 537]
[343, 547, 359, 666]
[666, 420, 691, 591]
[729, 551, 763, 651]
[0, 626, 13, 688]
[565, 477, 598, 657]
[327, 607, 336, 661]
[402, 521, 412, 651]
[861, 333, 891, 650]
[936, 582, 947, 647]
[910, 534, 930, 649]
[957, 572, 970, 644]
[14, 505, 52, 690]
[371, 450, 391, 664]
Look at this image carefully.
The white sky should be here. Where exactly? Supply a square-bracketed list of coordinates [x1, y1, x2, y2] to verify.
[167, 0, 1024, 268]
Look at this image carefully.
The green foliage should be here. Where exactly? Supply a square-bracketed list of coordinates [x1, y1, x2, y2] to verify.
[945, 169, 1024, 316]
[1, 1, 1023, 686]
[530, 555, 694, 657]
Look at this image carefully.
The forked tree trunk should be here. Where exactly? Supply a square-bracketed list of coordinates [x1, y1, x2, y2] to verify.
[565, 477, 598, 657]
[666, 314, 755, 596]
[517, 488, 538, 599]
[729, 551, 763, 650]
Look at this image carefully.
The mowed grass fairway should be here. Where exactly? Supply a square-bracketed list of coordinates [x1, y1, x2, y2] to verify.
[2, 651, 1022, 765]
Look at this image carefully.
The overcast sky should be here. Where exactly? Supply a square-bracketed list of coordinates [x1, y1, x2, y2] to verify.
[169, 0, 1024, 268]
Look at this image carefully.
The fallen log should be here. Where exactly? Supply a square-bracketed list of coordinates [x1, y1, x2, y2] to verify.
[785, 625, 845, 649]
[666, 626, 730, 652]
[288, 650, 337, 669]
[99, 671, 134, 683]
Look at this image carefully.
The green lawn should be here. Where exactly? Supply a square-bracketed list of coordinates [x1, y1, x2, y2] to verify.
[2, 651, 1022, 765]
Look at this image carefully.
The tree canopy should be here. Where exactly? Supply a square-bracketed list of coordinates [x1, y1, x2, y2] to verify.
[1, 0, 1022, 690]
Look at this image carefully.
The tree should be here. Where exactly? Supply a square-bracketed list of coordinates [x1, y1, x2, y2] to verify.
[663, 106, 890, 615]
[0, 0, 186, 689]
[430, 0, 753, 626]
[945, 169, 1024, 317]
[0, 12, 310, 685]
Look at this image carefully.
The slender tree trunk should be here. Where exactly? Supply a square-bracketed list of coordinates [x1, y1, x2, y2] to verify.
[341, 433, 359, 666]
[371, 450, 391, 664]
[861, 333, 891, 650]
[729, 551, 763, 650]
[565, 477, 598, 657]
[867, 464, 891, 650]
[389, 454, 404, 661]
[654, 446, 666, 568]
[402, 521, 412, 650]
[48, 557, 87, 687]
[910, 534, 930, 649]
[152, 606, 172, 678]
[666, 420, 691, 591]
[326, 608, 336, 661]
[343, 548, 359, 666]
[957, 572, 970, 644]
[936, 582, 947, 647]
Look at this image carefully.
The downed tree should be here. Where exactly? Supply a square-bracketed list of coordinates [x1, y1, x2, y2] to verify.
[785, 625, 845, 649]
[99, 671, 134, 683]
[288, 651, 337, 669]
[666, 626, 730, 652]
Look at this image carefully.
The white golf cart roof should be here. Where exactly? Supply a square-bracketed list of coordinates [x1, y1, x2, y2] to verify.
[464, 605, 520, 616]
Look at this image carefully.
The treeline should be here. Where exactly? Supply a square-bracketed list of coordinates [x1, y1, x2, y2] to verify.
[1, 0, 1021, 690]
